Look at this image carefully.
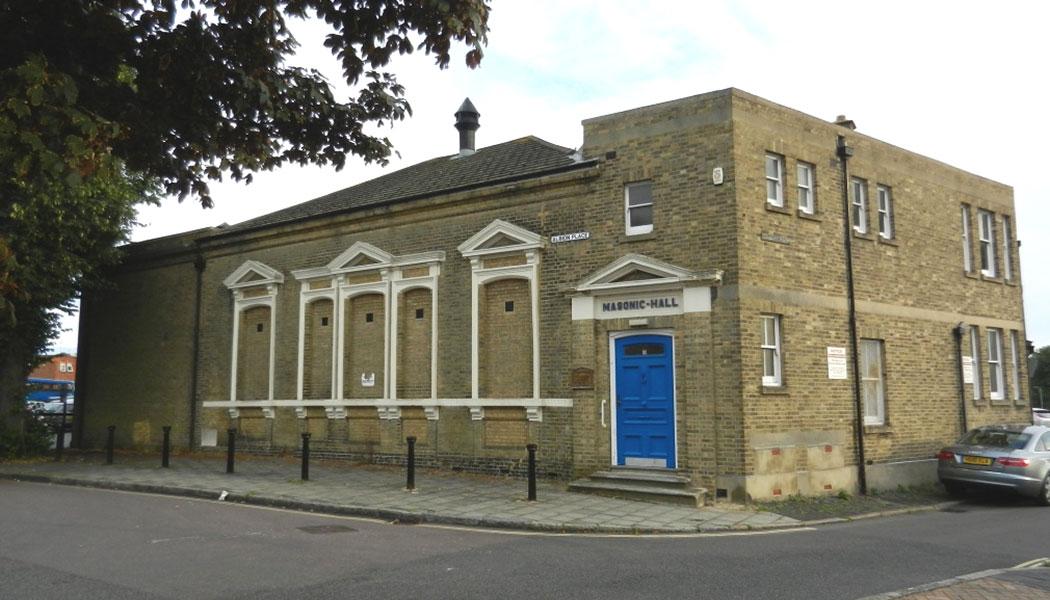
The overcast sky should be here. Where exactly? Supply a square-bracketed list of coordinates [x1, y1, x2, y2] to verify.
[51, 0, 1049, 353]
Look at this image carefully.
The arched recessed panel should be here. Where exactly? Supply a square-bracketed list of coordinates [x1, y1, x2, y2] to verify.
[237, 306, 271, 400]
[344, 292, 385, 399]
[397, 288, 432, 399]
[303, 298, 334, 400]
[479, 279, 532, 398]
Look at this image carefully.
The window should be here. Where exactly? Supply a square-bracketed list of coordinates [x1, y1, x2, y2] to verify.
[415, 308, 425, 319]
[796, 162, 814, 213]
[970, 326, 982, 400]
[1010, 330, 1021, 402]
[961, 204, 973, 273]
[625, 181, 653, 235]
[978, 209, 997, 277]
[760, 314, 782, 386]
[851, 178, 868, 233]
[1002, 215, 1014, 281]
[877, 185, 893, 239]
[860, 339, 886, 425]
[766, 154, 784, 207]
[987, 328, 1004, 400]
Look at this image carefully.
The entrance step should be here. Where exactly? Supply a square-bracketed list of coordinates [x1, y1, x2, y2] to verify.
[568, 466, 707, 507]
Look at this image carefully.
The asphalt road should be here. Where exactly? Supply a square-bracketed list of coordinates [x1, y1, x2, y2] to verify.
[2, 480, 1047, 600]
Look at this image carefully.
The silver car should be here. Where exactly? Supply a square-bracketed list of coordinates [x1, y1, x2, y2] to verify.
[937, 424, 1050, 505]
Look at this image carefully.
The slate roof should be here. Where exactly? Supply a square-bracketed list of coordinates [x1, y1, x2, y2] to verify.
[219, 136, 595, 235]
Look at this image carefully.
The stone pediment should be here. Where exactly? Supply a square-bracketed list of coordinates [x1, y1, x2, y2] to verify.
[573, 253, 721, 294]
[458, 219, 544, 259]
[327, 241, 394, 273]
[223, 260, 284, 290]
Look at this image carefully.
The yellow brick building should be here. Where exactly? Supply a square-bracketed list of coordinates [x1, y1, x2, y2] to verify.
[77, 90, 1029, 502]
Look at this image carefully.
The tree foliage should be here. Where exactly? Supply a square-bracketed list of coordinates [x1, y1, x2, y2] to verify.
[2, 0, 489, 206]
[1032, 345, 1050, 404]
[0, 0, 489, 431]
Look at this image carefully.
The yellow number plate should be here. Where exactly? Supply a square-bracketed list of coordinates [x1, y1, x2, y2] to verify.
[962, 455, 992, 466]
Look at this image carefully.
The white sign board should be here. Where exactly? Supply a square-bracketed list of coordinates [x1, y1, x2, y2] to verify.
[962, 356, 974, 384]
[827, 347, 848, 380]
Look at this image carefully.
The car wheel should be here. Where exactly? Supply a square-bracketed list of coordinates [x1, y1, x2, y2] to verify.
[1037, 476, 1050, 507]
[942, 481, 966, 497]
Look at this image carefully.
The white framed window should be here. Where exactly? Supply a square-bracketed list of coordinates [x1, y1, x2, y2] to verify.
[1010, 330, 1021, 402]
[760, 314, 782, 386]
[987, 328, 1004, 400]
[1002, 215, 1014, 281]
[877, 185, 893, 239]
[978, 209, 997, 277]
[796, 162, 815, 214]
[625, 181, 653, 235]
[766, 154, 784, 207]
[851, 177, 868, 233]
[961, 204, 973, 273]
[860, 339, 886, 426]
[970, 326, 982, 400]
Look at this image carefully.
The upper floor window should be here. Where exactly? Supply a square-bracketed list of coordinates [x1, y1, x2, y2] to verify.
[851, 178, 868, 233]
[978, 209, 997, 277]
[765, 154, 784, 207]
[796, 162, 815, 214]
[860, 339, 886, 425]
[624, 181, 653, 235]
[987, 328, 1004, 400]
[760, 314, 782, 386]
[961, 204, 973, 273]
[877, 185, 894, 239]
[1002, 215, 1014, 281]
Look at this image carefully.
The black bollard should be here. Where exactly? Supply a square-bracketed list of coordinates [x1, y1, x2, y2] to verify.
[54, 420, 65, 461]
[226, 428, 236, 474]
[526, 443, 537, 501]
[300, 432, 311, 481]
[105, 425, 115, 465]
[406, 436, 416, 491]
[162, 426, 171, 468]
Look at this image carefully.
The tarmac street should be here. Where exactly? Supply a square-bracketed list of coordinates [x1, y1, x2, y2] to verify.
[1, 452, 1048, 599]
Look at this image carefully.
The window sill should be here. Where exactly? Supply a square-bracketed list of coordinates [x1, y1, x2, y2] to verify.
[852, 231, 875, 242]
[980, 274, 1003, 284]
[964, 271, 980, 280]
[765, 203, 793, 216]
[864, 424, 892, 435]
[797, 210, 822, 222]
[760, 385, 789, 395]
[618, 232, 654, 243]
[1005, 279, 1018, 287]
[877, 236, 899, 247]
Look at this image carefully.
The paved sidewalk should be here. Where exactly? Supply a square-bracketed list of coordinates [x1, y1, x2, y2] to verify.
[0, 451, 800, 533]
[865, 564, 1050, 600]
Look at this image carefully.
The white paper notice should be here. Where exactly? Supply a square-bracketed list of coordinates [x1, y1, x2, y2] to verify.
[827, 347, 848, 380]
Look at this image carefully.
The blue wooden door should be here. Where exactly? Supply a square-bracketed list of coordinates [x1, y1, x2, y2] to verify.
[615, 335, 675, 468]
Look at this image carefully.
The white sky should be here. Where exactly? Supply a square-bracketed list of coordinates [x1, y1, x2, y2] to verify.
[51, 0, 1050, 353]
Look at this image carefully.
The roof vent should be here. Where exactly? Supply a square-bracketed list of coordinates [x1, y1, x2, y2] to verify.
[455, 98, 480, 156]
[834, 115, 856, 130]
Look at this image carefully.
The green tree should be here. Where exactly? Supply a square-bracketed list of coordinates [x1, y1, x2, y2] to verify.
[0, 0, 489, 433]
[1031, 345, 1050, 408]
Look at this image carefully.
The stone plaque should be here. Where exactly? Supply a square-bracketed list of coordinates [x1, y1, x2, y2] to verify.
[571, 368, 594, 390]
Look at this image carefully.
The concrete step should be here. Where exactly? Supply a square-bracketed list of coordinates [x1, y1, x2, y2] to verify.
[569, 467, 706, 507]
[587, 467, 694, 488]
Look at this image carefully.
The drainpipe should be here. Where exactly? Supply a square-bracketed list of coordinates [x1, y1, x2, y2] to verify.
[188, 253, 206, 449]
[952, 323, 968, 435]
[837, 135, 868, 495]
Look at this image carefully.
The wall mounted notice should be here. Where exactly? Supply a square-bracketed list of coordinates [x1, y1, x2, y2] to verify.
[962, 357, 974, 384]
[827, 347, 848, 379]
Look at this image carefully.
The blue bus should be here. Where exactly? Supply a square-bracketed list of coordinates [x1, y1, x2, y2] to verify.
[25, 377, 75, 404]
